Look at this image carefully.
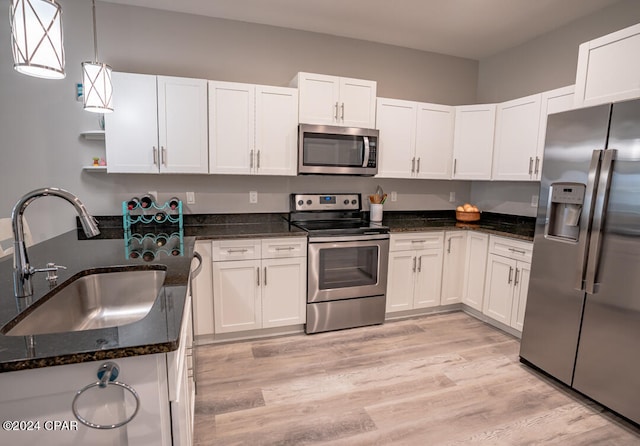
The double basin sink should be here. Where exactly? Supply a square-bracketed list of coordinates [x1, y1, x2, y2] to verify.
[1, 266, 167, 336]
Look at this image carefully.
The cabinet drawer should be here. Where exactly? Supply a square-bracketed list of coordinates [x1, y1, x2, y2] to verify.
[390, 232, 444, 251]
[488, 235, 532, 262]
[212, 239, 261, 261]
[262, 237, 307, 259]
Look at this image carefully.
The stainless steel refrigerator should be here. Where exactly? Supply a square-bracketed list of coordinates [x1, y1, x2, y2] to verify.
[520, 98, 640, 425]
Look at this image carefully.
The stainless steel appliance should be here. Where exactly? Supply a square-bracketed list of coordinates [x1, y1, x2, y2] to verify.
[298, 124, 379, 176]
[289, 193, 389, 333]
[520, 98, 640, 425]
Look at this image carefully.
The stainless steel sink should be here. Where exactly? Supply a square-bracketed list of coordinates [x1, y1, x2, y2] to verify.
[1, 266, 167, 336]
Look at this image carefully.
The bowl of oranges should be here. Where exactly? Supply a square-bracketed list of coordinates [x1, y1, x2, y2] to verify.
[455, 203, 480, 222]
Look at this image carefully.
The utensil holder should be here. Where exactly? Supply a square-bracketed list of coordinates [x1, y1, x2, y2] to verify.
[370, 204, 383, 222]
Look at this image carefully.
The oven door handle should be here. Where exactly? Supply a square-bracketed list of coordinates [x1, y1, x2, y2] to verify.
[309, 233, 390, 243]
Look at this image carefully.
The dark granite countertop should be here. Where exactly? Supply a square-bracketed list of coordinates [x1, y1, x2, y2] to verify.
[0, 211, 532, 373]
[379, 211, 535, 242]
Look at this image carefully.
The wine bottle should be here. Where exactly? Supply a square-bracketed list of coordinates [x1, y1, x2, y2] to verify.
[142, 250, 155, 262]
[128, 249, 142, 259]
[140, 194, 155, 209]
[127, 197, 140, 210]
[155, 233, 169, 247]
[168, 197, 180, 211]
[154, 211, 166, 222]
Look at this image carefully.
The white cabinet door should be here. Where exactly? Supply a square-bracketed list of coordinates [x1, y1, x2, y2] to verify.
[339, 77, 377, 128]
[575, 23, 640, 107]
[415, 102, 455, 179]
[536, 85, 575, 180]
[262, 257, 306, 328]
[157, 76, 209, 173]
[413, 249, 444, 308]
[510, 262, 531, 331]
[482, 254, 516, 325]
[208, 81, 255, 174]
[386, 251, 416, 313]
[452, 104, 496, 180]
[441, 231, 467, 305]
[213, 259, 261, 333]
[254, 86, 298, 176]
[296, 72, 340, 125]
[462, 232, 488, 312]
[105, 72, 159, 173]
[376, 98, 416, 178]
[492, 94, 542, 181]
[192, 241, 214, 337]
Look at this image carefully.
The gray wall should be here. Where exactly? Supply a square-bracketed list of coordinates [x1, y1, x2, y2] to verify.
[1, 0, 639, 242]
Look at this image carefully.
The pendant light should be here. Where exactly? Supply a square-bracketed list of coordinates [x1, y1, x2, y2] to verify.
[82, 0, 113, 113]
[10, 0, 65, 79]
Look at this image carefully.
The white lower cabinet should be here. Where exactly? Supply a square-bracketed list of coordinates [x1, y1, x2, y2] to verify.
[461, 232, 489, 311]
[386, 232, 444, 313]
[0, 296, 195, 446]
[211, 238, 307, 334]
[440, 231, 467, 305]
[482, 236, 532, 330]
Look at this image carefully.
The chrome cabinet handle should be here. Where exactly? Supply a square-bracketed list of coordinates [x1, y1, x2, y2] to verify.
[416, 158, 421, 174]
[250, 149, 254, 169]
[412, 257, 416, 272]
[256, 267, 260, 286]
[411, 240, 425, 244]
[227, 248, 248, 253]
[508, 266, 513, 284]
[508, 247, 526, 255]
[411, 157, 416, 173]
[453, 158, 457, 175]
[575, 150, 603, 291]
[340, 102, 345, 120]
[586, 148, 616, 294]
[447, 238, 452, 254]
[276, 246, 295, 251]
[534, 156, 540, 175]
[417, 256, 422, 272]
[514, 268, 520, 286]
[334, 102, 339, 121]
[153, 146, 158, 166]
[161, 146, 167, 166]
[529, 157, 534, 175]
[257, 150, 261, 169]
[264, 266, 267, 286]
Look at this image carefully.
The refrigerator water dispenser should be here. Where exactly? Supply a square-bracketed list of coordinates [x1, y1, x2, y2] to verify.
[545, 182, 585, 242]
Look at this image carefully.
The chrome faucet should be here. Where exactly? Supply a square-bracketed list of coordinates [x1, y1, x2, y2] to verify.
[12, 187, 101, 297]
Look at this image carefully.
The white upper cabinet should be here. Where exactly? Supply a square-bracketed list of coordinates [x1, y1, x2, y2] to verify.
[292, 72, 377, 128]
[452, 104, 496, 180]
[376, 98, 416, 178]
[536, 85, 575, 179]
[575, 23, 640, 108]
[209, 81, 298, 175]
[106, 72, 208, 174]
[492, 93, 542, 181]
[376, 98, 454, 179]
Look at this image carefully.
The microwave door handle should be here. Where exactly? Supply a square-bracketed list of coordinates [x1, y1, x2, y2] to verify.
[362, 136, 370, 168]
[585, 148, 616, 295]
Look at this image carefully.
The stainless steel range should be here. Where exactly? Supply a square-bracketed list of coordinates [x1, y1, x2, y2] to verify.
[289, 193, 389, 334]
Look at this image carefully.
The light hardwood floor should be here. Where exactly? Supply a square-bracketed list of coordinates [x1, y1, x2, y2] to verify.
[193, 312, 640, 445]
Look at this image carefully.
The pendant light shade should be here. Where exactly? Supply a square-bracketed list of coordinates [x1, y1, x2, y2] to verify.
[10, 0, 65, 79]
[82, 61, 113, 113]
[82, 0, 113, 113]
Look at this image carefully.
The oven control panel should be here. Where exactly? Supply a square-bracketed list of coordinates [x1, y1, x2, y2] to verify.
[291, 194, 361, 211]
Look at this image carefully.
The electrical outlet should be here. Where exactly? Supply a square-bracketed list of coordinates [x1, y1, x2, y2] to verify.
[449, 192, 456, 202]
[249, 191, 258, 204]
[391, 191, 397, 202]
[531, 195, 539, 207]
[186, 191, 195, 204]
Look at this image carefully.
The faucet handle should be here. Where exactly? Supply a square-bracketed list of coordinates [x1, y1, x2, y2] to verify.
[32, 263, 67, 286]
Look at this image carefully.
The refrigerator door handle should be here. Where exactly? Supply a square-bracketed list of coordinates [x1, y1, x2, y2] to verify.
[574, 149, 604, 291]
[585, 149, 616, 294]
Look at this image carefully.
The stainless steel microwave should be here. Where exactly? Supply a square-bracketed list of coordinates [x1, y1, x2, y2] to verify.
[298, 124, 379, 176]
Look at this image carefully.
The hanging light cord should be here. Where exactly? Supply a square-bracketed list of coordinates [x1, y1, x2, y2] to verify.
[92, 0, 98, 62]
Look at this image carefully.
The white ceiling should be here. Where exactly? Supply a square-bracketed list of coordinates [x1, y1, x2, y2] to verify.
[99, 0, 622, 59]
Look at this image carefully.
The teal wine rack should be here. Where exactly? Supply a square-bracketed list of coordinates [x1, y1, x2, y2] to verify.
[122, 199, 184, 261]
